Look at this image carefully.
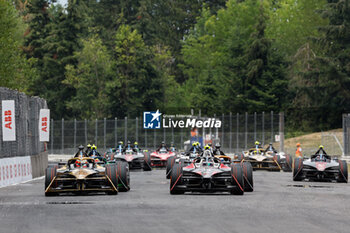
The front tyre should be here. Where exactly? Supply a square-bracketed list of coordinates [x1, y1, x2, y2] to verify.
[230, 164, 244, 195]
[166, 156, 175, 179]
[338, 160, 348, 183]
[242, 162, 253, 192]
[117, 161, 130, 191]
[170, 164, 184, 195]
[293, 158, 303, 181]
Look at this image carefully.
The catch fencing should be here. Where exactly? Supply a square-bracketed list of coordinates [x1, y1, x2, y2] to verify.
[50, 112, 284, 155]
[0, 87, 48, 158]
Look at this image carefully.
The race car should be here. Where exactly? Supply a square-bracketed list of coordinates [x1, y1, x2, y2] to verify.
[166, 152, 200, 179]
[238, 148, 288, 171]
[293, 148, 348, 182]
[170, 150, 253, 194]
[44, 154, 130, 196]
[150, 148, 175, 167]
[114, 148, 152, 171]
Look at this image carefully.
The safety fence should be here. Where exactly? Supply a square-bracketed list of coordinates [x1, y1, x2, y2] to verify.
[0, 87, 48, 158]
[50, 112, 284, 155]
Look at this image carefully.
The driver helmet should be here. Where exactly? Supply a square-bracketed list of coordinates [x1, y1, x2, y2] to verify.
[78, 145, 84, 150]
[215, 143, 221, 149]
[255, 141, 260, 145]
[91, 144, 97, 150]
[319, 145, 324, 149]
[192, 142, 196, 146]
[119, 141, 124, 145]
[134, 141, 138, 145]
[204, 144, 211, 150]
[87, 144, 91, 148]
[296, 143, 301, 147]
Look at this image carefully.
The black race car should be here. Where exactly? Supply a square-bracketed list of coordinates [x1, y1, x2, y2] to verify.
[293, 148, 348, 183]
[170, 150, 253, 195]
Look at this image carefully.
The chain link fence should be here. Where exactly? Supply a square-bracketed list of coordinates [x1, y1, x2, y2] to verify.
[50, 112, 284, 155]
[0, 87, 48, 158]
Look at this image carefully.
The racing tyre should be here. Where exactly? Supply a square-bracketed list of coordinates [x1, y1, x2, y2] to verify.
[293, 158, 303, 181]
[338, 160, 348, 183]
[230, 164, 244, 195]
[106, 164, 118, 195]
[117, 161, 130, 191]
[170, 164, 184, 194]
[45, 166, 58, 196]
[272, 154, 282, 171]
[143, 152, 152, 171]
[283, 154, 293, 172]
[242, 162, 253, 192]
[166, 156, 176, 179]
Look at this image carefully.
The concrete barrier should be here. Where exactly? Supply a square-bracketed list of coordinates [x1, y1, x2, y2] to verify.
[30, 151, 48, 178]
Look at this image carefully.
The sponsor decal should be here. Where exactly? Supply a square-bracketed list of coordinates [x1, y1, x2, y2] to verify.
[143, 110, 222, 129]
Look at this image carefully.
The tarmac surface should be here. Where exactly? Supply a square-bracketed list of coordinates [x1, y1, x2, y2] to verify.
[0, 169, 349, 233]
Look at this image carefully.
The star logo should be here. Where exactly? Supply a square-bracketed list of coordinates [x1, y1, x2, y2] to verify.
[143, 110, 162, 129]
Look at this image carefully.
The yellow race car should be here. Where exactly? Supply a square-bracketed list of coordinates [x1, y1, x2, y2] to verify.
[44, 154, 128, 196]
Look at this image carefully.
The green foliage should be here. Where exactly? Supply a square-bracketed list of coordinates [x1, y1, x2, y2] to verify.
[64, 34, 113, 119]
[107, 25, 163, 117]
[288, 0, 350, 131]
[0, 0, 38, 91]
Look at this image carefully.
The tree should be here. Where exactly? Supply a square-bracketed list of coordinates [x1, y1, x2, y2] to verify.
[0, 0, 37, 91]
[64, 34, 113, 119]
[107, 25, 163, 117]
[289, 0, 350, 130]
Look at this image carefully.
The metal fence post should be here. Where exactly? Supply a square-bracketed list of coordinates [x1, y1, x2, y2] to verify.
[229, 112, 232, 153]
[279, 112, 285, 152]
[104, 118, 106, 150]
[115, 117, 117, 146]
[236, 113, 239, 152]
[262, 111, 265, 145]
[343, 114, 348, 156]
[222, 113, 225, 149]
[254, 112, 257, 142]
[145, 126, 147, 149]
[95, 119, 98, 145]
[74, 118, 76, 150]
[154, 129, 156, 149]
[61, 118, 64, 154]
[136, 117, 138, 143]
[271, 111, 274, 142]
[124, 117, 127, 143]
[85, 119, 87, 145]
[51, 119, 54, 154]
[163, 122, 166, 142]
[180, 117, 183, 150]
[245, 112, 248, 149]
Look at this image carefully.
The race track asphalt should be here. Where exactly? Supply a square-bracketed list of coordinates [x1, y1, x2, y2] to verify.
[0, 169, 349, 233]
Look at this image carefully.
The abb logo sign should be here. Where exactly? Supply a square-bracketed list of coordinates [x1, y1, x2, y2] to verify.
[4, 110, 12, 129]
[39, 109, 50, 142]
[2, 100, 16, 141]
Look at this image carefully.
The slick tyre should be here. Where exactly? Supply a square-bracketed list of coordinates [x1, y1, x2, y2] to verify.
[293, 158, 303, 181]
[117, 161, 130, 191]
[45, 166, 58, 196]
[242, 162, 253, 192]
[170, 164, 184, 195]
[166, 156, 176, 179]
[230, 164, 244, 195]
[143, 152, 152, 171]
[272, 154, 282, 171]
[338, 160, 348, 183]
[106, 164, 118, 195]
[283, 154, 293, 172]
